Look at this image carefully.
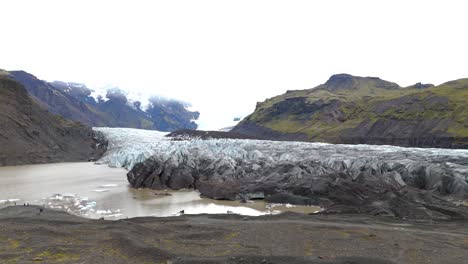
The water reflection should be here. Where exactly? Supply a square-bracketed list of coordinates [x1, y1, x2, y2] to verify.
[0, 162, 320, 219]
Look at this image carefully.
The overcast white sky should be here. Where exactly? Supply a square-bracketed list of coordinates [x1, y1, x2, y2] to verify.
[1, 0, 467, 129]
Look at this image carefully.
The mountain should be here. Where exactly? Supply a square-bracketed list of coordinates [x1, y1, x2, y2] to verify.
[233, 74, 468, 148]
[9, 71, 105, 126]
[0, 71, 102, 165]
[8, 70, 199, 131]
[146, 97, 199, 131]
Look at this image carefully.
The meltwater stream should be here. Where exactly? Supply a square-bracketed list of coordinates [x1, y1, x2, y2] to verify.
[0, 162, 319, 219]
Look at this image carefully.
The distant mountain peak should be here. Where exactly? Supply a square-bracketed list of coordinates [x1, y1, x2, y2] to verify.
[323, 74, 357, 91]
[323, 74, 400, 91]
[406, 82, 434, 89]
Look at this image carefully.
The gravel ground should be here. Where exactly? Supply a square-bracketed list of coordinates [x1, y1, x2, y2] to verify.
[0, 206, 467, 264]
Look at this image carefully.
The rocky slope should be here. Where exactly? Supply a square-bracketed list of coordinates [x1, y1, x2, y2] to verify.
[95, 128, 468, 220]
[9, 70, 199, 131]
[0, 71, 103, 165]
[233, 74, 468, 148]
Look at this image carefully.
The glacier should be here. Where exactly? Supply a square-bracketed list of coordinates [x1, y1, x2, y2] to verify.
[95, 127, 169, 169]
[94, 127, 468, 179]
[94, 127, 468, 220]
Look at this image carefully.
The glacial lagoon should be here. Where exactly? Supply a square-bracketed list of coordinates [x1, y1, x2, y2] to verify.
[0, 162, 320, 219]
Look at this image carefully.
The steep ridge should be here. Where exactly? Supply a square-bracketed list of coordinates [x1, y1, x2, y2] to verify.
[233, 74, 468, 148]
[9, 70, 199, 131]
[9, 70, 105, 126]
[0, 71, 102, 165]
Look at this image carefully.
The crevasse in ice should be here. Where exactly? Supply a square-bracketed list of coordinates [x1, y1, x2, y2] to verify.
[93, 127, 468, 179]
[94, 127, 169, 169]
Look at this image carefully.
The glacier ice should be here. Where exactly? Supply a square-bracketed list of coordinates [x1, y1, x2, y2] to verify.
[93, 127, 468, 219]
[94, 127, 169, 169]
[94, 127, 468, 172]
[94, 127, 468, 197]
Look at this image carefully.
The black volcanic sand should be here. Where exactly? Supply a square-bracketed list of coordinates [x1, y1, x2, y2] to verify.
[1, 206, 467, 264]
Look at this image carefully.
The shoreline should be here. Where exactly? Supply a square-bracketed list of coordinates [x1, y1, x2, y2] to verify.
[0, 162, 322, 220]
[1, 206, 467, 264]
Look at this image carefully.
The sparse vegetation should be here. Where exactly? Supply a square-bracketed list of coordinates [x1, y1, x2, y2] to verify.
[236, 75, 468, 146]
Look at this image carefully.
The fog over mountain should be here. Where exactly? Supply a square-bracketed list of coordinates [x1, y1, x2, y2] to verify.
[8, 70, 199, 132]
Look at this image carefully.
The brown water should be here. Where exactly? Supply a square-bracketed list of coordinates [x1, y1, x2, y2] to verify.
[0, 162, 320, 219]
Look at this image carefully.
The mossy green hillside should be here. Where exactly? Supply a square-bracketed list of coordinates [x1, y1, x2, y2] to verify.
[239, 75, 468, 142]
